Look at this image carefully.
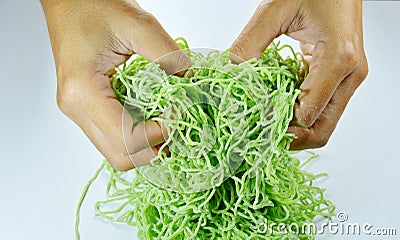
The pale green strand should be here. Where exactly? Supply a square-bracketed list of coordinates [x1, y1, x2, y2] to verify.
[75, 161, 107, 240]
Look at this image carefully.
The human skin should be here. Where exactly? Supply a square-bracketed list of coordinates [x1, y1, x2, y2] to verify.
[230, 0, 368, 149]
[40, 0, 191, 171]
[42, 0, 368, 171]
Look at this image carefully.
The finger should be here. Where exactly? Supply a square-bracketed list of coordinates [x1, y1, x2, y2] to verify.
[114, 7, 192, 75]
[62, 71, 166, 153]
[229, 1, 296, 63]
[288, 69, 365, 150]
[297, 55, 311, 80]
[57, 67, 169, 171]
[86, 121, 165, 170]
[300, 42, 314, 56]
[129, 146, 159, 167]
[293, 41, 356, 128]
[89, 128, 136, 171]
[129, 143, 170, 168]
[73, 107, 166, 170]
[75, 11, 190, 168]
[122, 110, 168, 154]
[303, 55, 312, 68]
[89, 78, 168, 153]
[73, 114, 135, 171]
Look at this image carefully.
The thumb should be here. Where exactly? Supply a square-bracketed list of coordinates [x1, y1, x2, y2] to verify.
[112, 5, 191, 75]
[230, 1, 296, 63]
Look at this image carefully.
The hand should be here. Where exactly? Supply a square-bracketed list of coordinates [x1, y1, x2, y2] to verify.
[230, 0, 368, 149]
[41, 0, 191, 170]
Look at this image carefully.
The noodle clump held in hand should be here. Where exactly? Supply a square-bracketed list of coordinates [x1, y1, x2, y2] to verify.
[77, 38, 334, 240]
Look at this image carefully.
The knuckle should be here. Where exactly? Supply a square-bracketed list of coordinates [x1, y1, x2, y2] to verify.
[229, 44, 247, 63]
[357, 60, 369, 80]
[109, 161, 132, 172]
[57, 77, 84, 110]
[314, 136, 329, 148]
[120, 2, 156, 24]
[108, 153, 134, 172]
[124, 143, 137, 156]
[338, 42, 357, 68]
[56, 91, 65, 111]
[310, 127, 332, 148]
[134, 9, 157, 25]
[301, 115, 315, 128]
[230, 43, 244, 56]
[296, 108, 318, 128]
[176, 51, 192, 69]
[258, 0, 281, 13]
[169, 50, 192, 75]
[311, 133, 329, 148]
[259, 0, 274, 10]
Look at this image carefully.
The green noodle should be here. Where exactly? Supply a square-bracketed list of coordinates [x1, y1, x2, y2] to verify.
[76, 38, 334, 239]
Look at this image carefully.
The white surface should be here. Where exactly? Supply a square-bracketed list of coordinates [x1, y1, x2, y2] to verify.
[0, 1, 399, 239]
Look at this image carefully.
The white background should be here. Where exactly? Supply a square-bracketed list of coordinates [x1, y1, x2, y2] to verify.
[0, 0, 399, 239]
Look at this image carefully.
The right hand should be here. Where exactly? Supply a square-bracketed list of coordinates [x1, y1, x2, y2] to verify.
[41, 0, 191, 171]
[230, 0, 368, 150]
